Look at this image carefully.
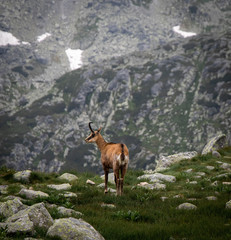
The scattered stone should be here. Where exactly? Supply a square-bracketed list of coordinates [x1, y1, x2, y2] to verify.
[101, 203, 116, 209]
[187, 198, 197, 201]
[220, 163, 231, 170]
[62, 192, 78, 198]
[196, 172, 206, 176]
[97, 183, 116, 193]
[59, 173, 78, 182]
[214, 173, 229, 179]
[100, 173, 115, 184]
[206, 196, 217, 201]
[137, 182, 166, 190]
[47, 217, 105, 240]
[225, 200, 231, 209]
[138, 173, 176, 183]
[211, 181, 219, 186]
[0, 198, 26, 218]
[57, 206, 83, 217]
[222, 182, 231, 185]
[19, 189, 49, 199]
[202, 134, 227, 155]
[155, 151, 197, 171]
[86, 179, 95, 185]
[47, 183, 71, 191]
[188, 181, 197, 185]
[206, 166, 215, 170]
[13, 170, 32, 183]
[6, 203, 53, 234]
[212, 151, 221, 158]
[173, 195, 182, 199]
[176, 203, 197, 210]
[185, 169, 193, 173]
[160, 197, 168, 201]
[0, 185, 8, 194]
[194, 175, 202, 179]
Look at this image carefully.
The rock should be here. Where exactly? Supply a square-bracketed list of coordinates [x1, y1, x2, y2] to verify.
[97, 183, 116, 193]
[46, 217, 105, 240]
[160, 197, 168, 201]
[185, 169, 193, 173]
[59, 173, 78, 182]
[155, 152, 197, 171]
[196, 172, 206, 176]
[13, 170, 32, 183]
[57, 206, 83, 217]
[202, 134, 227, 155]
[137, 182, 166, 190]
[212, 151, 221, 158]
[86, 179, 95, 185]
[6, 203, 53, 234]
[0, 198, 26, 218]
[176, 203, 197, 210]
[101, 173, 115, 184]
[62, 192, 78, 198]
[211, 181, 218, 186]
[47, 183, 71, 191]
[225, 200, 231, 209]
[220, 163, 231, 170]
[101, 203, 116, 209]
[138, 173, 176, 183]
[188, 181, 197, 185]
[206, 196, 217, 201]
[214, 173, 229, 179]
[0, 185, 8, 194]
[206, 166, 215, 170]
[19, 189, 49, 199]
[222, 182, 231, 185]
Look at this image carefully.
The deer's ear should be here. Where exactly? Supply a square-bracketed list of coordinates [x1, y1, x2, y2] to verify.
[97, 127, 102, 133]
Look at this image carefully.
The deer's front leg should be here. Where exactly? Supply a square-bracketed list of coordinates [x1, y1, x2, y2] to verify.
[104, 169, 109, 194]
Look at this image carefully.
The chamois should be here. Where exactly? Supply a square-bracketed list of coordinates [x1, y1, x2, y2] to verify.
[85, 122, 129, 196]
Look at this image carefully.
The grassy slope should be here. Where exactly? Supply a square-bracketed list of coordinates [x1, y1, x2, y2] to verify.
[0, 147, 231, 240]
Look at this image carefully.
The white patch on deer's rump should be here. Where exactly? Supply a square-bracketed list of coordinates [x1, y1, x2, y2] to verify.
[115, 154, 128, 166]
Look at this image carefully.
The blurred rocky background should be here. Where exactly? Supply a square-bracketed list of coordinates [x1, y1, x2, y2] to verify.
[0, 0, 230, 173]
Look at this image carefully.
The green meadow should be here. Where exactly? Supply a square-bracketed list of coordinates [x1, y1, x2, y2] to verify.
[1, 147, 231, 240]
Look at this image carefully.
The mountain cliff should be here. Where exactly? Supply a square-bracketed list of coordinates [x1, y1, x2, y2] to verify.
[0, 0, 230, 173]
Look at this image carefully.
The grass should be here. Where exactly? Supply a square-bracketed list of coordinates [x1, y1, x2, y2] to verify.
[0, 147, 231, 239]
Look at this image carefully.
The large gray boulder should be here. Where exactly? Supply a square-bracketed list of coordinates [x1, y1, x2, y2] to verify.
[19, 188, 49, 199]
[155, 151, 197, 171]
[176, 203, 197, 210]
[13, 170, 32, 183]
[202, 134, 227, 155]
[6, 202, 53, 234]
[0, 198, 26, 218]
[138, 173, 176, 183]
[47, 183, 72, 191]
[59, 173, 78, 182]
[47, 217, 105, 240]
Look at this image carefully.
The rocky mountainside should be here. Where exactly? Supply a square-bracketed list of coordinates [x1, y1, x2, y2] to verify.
[0, 0, 231, 173]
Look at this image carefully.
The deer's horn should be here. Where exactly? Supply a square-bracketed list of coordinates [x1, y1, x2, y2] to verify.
[89, 122, 94, 133]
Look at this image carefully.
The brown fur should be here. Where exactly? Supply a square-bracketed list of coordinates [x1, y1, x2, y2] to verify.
[85, 124, 129, 195]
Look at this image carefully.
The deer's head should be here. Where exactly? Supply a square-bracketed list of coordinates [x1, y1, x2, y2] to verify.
[85, 122, 102, 143]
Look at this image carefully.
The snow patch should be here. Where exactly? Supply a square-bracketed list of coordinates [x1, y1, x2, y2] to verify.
[173, 26, 197, 38]
[0, 30, 30, 46]
[65, 48, 83, 70]
[0, 30, 20, 46]
[37, 33, 51, 42]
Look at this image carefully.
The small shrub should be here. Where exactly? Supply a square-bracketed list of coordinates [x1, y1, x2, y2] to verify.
[114, 210, 141, 222]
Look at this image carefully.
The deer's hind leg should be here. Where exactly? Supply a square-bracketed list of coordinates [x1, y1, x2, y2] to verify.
[120, 164, 127, 195]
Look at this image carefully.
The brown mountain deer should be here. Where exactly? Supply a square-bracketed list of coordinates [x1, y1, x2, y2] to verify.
[85, 122, 129, 196]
